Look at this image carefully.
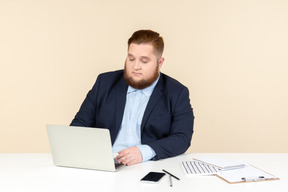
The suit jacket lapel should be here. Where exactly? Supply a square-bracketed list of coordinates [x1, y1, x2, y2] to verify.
[141, 74, 164, 130]
[115, 77, 128, 135]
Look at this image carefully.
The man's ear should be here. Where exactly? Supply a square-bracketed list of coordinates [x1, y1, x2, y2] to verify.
[158, 57, 165, 69]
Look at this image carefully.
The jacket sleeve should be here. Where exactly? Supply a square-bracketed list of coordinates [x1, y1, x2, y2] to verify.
[70, 75, 102, 127]
[148, 86, 194, 160]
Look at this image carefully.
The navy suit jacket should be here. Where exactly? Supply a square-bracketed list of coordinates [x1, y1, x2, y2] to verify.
[71, 70, 194, 160]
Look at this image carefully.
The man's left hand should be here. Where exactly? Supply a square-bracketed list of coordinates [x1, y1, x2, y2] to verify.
[116, 146, 143, 166]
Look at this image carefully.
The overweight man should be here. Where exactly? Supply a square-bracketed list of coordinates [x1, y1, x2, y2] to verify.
[71, 29, 194, 166]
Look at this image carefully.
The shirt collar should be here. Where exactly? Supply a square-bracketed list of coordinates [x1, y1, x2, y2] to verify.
[127, 75, 160, 97]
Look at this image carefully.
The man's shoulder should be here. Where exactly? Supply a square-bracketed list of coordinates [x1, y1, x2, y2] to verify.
[160, 73, 187, 90]
[96, 70, 124, 84]
[91, 70, 125, 90]
[98, 70, 124, 79]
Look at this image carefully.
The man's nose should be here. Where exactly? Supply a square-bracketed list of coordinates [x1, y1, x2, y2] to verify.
[134, 60, 141, 70]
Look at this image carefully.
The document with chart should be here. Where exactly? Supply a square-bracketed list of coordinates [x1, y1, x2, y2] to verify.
[182, 160, 220, 175]
[182, 156, 279, 183]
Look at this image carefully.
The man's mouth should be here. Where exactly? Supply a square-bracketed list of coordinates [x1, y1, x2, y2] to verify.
[132, 72, 142, 76]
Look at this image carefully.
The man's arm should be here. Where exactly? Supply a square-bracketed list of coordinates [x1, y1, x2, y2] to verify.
[147, 86, 194, 160]
[70, 75, 101, 127]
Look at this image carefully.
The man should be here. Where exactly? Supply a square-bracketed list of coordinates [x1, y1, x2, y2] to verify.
[71, 29, 194, 166]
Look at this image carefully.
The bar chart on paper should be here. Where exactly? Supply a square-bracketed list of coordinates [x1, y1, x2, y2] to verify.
[182, 160, 220, 175]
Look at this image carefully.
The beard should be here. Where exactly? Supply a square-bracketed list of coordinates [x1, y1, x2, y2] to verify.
[123, 63, 160, 90]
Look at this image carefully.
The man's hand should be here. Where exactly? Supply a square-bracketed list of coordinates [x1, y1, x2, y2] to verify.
[116, 146, 143, 166]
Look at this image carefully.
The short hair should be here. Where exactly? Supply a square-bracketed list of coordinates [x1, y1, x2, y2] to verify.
[128, 29, 164, 58]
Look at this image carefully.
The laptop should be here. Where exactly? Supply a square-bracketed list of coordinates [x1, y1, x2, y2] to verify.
[46, 124, 125, 172]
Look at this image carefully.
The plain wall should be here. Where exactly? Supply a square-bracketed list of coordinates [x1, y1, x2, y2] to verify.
[1, 0, 287, 153]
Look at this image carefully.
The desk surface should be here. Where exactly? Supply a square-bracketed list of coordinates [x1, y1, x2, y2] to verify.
[0, 153, 287, 192]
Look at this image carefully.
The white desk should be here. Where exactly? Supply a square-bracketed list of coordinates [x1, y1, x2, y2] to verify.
[0, 153, 287, 192]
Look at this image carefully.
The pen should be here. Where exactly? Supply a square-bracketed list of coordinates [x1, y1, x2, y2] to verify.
[241, 176, 265, 182]
[162, 169, 180, 180]
[169, 175, 173, 187]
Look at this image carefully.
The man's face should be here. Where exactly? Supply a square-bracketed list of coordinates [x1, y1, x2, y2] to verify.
[124, 43, 164, 89]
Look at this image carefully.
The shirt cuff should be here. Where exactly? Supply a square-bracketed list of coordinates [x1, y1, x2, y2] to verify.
[137, 144, 156, 162]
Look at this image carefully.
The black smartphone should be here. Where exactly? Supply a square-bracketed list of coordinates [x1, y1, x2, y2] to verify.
[140, 172, 166, 183]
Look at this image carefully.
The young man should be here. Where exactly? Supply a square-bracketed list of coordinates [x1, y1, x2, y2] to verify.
[71, 29, 194, 166]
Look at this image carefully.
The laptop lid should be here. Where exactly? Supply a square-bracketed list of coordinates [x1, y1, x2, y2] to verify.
[46, 124, 123, 172]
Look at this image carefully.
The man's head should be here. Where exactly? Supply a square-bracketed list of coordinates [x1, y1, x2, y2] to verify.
[124, 29, 165, 89]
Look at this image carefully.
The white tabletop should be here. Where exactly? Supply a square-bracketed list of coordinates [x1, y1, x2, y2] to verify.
[0, 153, 287, 192]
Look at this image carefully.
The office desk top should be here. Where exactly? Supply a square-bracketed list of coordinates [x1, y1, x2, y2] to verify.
[0, 153, 287, 192]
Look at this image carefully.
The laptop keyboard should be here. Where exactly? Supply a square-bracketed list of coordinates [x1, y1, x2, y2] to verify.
[115, 162, 123, 169]
[114, 158, 124, 169]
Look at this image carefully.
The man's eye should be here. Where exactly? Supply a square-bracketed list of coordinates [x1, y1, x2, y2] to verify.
[141, 60, 148, 63]
[129, 58, 135, 61]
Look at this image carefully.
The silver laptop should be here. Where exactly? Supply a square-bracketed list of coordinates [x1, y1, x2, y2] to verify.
[46, 124, 125, 172]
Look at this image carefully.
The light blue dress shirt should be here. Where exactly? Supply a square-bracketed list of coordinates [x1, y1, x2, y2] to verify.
[112, 77, 159, 162]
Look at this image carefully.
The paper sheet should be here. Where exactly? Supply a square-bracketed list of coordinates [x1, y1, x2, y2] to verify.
[193, 156, 246, 170]
[182, 160, 220, 175]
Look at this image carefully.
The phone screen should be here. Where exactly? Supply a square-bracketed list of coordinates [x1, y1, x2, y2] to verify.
[140, 172, 166, 183]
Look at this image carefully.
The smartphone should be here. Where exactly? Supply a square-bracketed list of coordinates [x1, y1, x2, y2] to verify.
[140, 172, 166, 183]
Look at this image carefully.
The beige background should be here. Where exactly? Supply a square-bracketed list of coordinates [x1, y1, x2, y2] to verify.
[1, 0, 287, 153]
